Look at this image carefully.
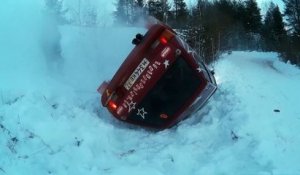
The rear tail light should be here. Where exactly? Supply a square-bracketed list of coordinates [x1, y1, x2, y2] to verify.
[159, 29, 174, 44]
[160, 37, 168, 44]
[105, 87, 124, 111]
[152, 29, 175, 49]
[108, 100, 118, 111]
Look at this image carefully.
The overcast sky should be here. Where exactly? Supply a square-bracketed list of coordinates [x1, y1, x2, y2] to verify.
[257, 0, 285, 13]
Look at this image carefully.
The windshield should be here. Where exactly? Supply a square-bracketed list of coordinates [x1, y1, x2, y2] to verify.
[128, 57, 202, 127]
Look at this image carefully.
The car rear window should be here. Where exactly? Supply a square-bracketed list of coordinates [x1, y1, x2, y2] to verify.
[128, 57, 202, 127]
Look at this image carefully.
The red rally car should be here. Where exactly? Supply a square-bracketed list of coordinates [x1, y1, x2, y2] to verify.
[98, 23, 217, 129]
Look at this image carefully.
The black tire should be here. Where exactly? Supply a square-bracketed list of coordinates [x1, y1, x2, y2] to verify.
[136, 33, 144, 40]
[132, 38, 140, 45]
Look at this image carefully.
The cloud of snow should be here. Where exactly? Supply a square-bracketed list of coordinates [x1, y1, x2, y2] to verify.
[63, 0, 115, 26]
[0, 0, 49, 91]
[0, 0, 117, 93]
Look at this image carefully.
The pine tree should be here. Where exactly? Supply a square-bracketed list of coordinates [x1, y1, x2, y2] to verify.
[114, 0, 136, 25]
[229, 0, 248, 50]
[215, 0, 237, 50]
[173, 0, 189, 28]
[45, 0, 68, 24]
[186, 0, 206, 54]
[85, 6, 98, 27]
[148, 0, 164, 21]
[283, 0, 300, 35]
[240, 0, 262, 49]
[161, 0, 172, 23]
[215, 0, 234, 30]
[132, 0, 146, 24]
[147, 0, 172, 24]
[262, 3, 287, 51]
[282, 0, 300, 65]
[136, 0, 143, 7]
[114, 0, 127, 25]
[186, 0, 219, 63]
[244, 0, 262, 33]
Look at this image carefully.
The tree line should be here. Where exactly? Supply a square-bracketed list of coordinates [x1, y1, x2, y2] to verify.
[115, 0, 300, 66]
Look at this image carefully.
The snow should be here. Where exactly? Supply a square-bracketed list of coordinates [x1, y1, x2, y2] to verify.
[1, 2, 300, 175]
[215, 51, 300, 174]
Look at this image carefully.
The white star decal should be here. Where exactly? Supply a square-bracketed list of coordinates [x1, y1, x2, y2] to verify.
[137, 108, 148, 119]
[126, 101, 136, 113]
[197, 67, 202, 73]
[187, 46, 193, 54]
[163, 60, 170, 69]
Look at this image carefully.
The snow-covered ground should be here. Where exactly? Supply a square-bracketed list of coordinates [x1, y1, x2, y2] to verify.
[1, 2, 300, 175]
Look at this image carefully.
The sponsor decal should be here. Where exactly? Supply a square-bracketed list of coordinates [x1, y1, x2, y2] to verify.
[125, 100, 136, 113]
[161, 47, 171, 58]
[163, 59, 170, 69]
[122, 61, 161, 111]
[137, 108, 148, 119]
[197, 67, 202, 73]
[124, 58, 150, 90]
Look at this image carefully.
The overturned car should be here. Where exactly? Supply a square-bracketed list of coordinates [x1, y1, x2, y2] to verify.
[98, 23, 217, 130]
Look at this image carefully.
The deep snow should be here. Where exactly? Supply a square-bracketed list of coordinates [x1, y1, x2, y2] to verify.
[1, 1, 300, 175]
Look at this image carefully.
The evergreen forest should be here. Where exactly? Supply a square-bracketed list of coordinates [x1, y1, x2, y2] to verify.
[114, 0, 300, 65]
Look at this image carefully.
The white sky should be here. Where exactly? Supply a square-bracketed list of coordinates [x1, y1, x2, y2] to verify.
[258, 0, 285, 13]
